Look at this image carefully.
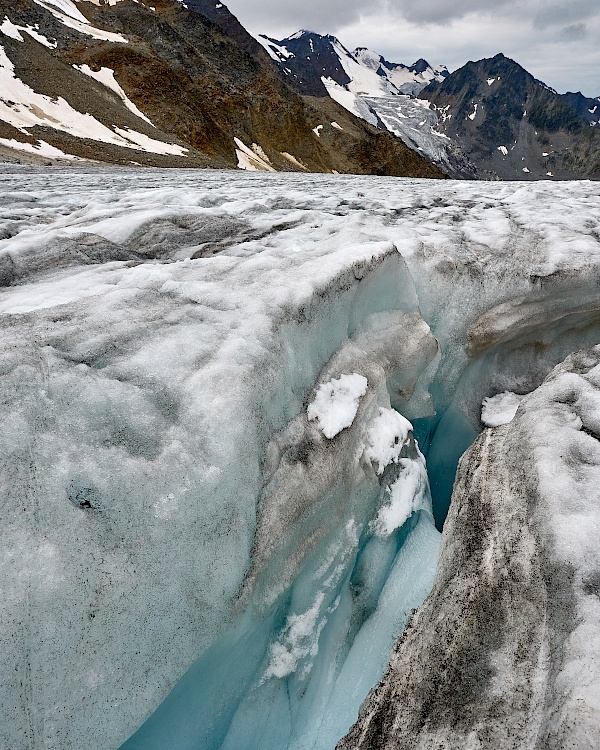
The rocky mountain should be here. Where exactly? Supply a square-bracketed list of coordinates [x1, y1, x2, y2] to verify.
[0, 0, 445, 177]
[253, 30, 474, 177]
[560, 91, 600, 128]
[256, 32, 600, 181]
[422, 54, 600, 179]
[256, 30, 448, 98]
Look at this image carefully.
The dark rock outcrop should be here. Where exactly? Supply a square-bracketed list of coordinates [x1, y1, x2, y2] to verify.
[422, 54, 600, 179]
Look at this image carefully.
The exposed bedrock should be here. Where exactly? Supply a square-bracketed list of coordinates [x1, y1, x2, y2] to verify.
[338, 345, 600, 750]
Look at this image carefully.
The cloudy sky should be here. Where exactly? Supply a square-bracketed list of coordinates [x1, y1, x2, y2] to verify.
[225, 0, 600, 97]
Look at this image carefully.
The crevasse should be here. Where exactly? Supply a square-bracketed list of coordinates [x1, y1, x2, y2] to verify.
[3, 173, 600, 750]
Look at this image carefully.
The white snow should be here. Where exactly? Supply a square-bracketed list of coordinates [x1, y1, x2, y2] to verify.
[312, 125, 323, 137]
[254, 34, 294, 62]
[0, 45, 187, 156]
[468, 102, 478, 121]
[366, 408, 413, 475]
[0, 137, 80, 159]
[307, 374, 368, 439]
[263, 592, 326, 679]
[281, 152, 307, 170]
[481, 391, 525, 427]
[0, 17, 24, 41]
[33, 0, 128, 42]
[331, 121, 343, 130]
[74, 65, 154, 125]
[1, 16, 57, 50]
[487, 77, 496, 86]
[373, 454, 432, 535]
[498, 146, 508, 156]
[34, 0, 90, 23]
[113, 127, 188, 156]
[234, 137, 275, 172]
[523, 167, 530, 173]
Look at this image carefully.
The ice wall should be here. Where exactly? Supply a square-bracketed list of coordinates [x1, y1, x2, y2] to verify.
[1, 170, 599, 750]
[338, 345, 600, 749]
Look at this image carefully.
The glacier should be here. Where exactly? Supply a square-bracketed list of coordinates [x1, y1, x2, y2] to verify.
[1, 167, 600, 750]
[338, 345, 600, 749]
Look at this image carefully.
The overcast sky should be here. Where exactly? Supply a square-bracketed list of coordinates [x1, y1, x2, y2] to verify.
[225, 0, 599, 97]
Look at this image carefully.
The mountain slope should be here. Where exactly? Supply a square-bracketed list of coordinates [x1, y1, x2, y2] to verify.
[252, 30, 471, 177]
[0, 0, 446, 177]
[256, 30, 447, 99]
[422, 54, 600, 179]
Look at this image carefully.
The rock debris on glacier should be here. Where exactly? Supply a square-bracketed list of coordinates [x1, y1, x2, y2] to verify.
[338, 345, 600, 750]
[0, 168, 599, 750]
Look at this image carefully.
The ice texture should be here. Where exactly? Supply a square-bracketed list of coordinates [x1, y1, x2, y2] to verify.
[338, 345, 600, 749]
[0, 169, 599, 750]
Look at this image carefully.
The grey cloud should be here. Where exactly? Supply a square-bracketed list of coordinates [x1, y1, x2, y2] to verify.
[226, 0, 599, 35]
[224, 0, 382, 35]
[533, 0, 599, 29]
[558, 23, 588, 41]
[380, 0, 517, 25]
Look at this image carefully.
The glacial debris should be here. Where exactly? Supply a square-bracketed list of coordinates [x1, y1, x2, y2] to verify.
[338, 346, 600, 749]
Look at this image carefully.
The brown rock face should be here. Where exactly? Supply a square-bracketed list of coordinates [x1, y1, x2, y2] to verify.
[0, 0, 446, 176]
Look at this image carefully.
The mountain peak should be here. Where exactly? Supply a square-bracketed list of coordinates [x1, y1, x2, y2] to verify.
[410, 58, 431, 74]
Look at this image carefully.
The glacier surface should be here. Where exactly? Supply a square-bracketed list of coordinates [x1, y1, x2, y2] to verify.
[338, 345, 600, 749]
[1, 168, 600, 750]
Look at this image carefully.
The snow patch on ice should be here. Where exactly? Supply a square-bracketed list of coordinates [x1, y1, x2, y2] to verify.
[373, 453, 432, 536]
[307, 373, 368, 439]
[366, 408, 413, 475]
[263, 592, 327, 679]
[481, 391, 525, 427]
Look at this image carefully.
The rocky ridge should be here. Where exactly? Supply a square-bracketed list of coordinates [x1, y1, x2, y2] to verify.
[0, 0, 445, 176]
[423, 54, 600, 179]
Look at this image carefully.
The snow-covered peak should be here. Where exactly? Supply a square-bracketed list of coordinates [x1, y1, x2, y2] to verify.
[262, 29, 449, 100]
[352, 47, 385, 72]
